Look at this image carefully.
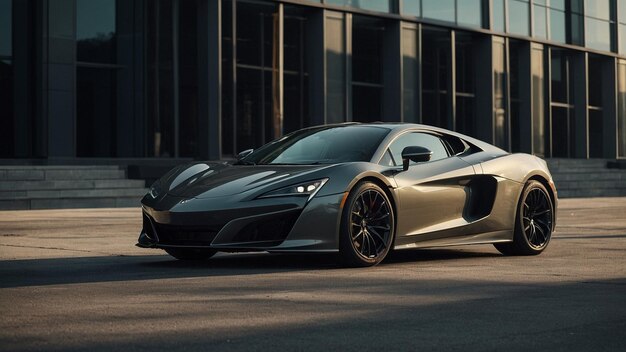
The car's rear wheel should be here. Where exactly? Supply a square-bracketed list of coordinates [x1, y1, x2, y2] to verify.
[339, 182, 395, 267]
[164, 248, 217, 260]
[495, 180, 554, 256]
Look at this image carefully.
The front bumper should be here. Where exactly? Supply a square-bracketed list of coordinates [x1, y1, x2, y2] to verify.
[137, 192, 345, 252]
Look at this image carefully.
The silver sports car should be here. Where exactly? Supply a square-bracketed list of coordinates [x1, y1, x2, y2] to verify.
[138, 123, 557, 266]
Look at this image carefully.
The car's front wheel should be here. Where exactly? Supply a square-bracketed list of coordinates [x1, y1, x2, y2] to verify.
[495, 180, 554, 256]
[339, 181, 395, 267]
[164, 248, 217, 261]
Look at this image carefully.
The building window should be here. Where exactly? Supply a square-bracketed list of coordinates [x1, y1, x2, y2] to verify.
[549, 49, 576, 158]
[402, 23, 420, 123]
[402, 0, 420, 17]
[584, 0, 615, 52]
[455, 32, 479, 138]
[423, 0, 455, 22]
[283, 5, 312, 134]
[418, 0, 483, 28]
[492, 0, 505, 32]
[76, 0, 118, 157]
[457, 0, 482, 28]
[422, 27, 451, 130]
[352, 16, 384, 122]
[326, 13, 346, 124]
[326, 0, 393, 13]
[620, 1, 626, 54]
[507, 0, 530, 36]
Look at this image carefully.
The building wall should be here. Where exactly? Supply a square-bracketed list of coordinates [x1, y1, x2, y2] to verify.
[1, 0, 626, 160]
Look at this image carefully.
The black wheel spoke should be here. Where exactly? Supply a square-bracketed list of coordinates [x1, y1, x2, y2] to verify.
[348, 187, 393, 260]
[522, 188, 553, 250]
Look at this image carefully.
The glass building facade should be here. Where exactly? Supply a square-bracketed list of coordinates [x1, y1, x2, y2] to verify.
[1, 0, 626, 160]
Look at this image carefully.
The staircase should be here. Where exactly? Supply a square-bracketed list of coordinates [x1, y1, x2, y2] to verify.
[0, 165, 149, 210]
[546, 159, 626, 198]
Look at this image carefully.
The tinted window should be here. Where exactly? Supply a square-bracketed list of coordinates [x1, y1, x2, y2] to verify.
[387, 132, 449, 166]
[241, 126, 390, 165]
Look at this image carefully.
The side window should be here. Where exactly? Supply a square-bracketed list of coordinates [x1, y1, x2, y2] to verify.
[387, 132, 449, 166]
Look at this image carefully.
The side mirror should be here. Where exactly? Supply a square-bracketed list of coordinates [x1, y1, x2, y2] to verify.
[401, 146, 432, 171]
[236, 149, 254, 160]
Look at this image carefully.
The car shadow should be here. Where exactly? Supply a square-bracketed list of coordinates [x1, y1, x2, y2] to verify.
[0, 248, 502, 289]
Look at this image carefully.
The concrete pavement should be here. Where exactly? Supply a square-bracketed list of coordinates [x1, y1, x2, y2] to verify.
[0, 198, 625, 351]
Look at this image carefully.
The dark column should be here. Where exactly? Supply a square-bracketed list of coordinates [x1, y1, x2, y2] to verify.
[383, 20, 401, 121]
[12, 0, 35, 157]
[46, 0, 76, 158]
[116, 0, 136, 157]
[198, 0, 221, 160]
[602, 58, 618, 158]
[307, 9, 325, 126]
[571, 52, 588, 158]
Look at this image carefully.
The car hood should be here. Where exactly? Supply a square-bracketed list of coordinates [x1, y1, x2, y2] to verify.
[165, 162, 329, 198]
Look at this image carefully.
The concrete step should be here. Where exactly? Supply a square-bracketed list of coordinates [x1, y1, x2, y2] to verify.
[0, 168, 126, 181]
[556, 180, 626, 190]
[0, 179, 146, 191]
[557, 188, 626, 198]
[552, 172, 626, 182]
[0, 196, 143, 210]
[0, 188, 148, 200]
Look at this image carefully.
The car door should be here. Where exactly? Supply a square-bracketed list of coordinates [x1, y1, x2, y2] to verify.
[386, 131, 476, 247]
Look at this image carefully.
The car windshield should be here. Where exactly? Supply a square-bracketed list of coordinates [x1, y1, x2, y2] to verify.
[238, 125, 391, 165]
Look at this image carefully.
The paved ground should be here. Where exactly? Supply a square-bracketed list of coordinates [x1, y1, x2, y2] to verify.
[0, 198, 625, 351]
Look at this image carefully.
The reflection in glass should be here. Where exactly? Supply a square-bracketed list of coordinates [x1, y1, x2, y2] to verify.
[533, 6, 547, 39]
[531, 47, 544, 156]
[585, 17, 612, 52]
[492, 0, 505, 32]
[457, 0, 482, 27]
[402, 26, 419, 123]
[620, 24, 626, 54]
[325, 0, 392, 13]
[402, 0, 420, 17]
[0, 0, 11, 57]
[509, 40, 523, 152]
[585, 0, 611, 20]
[423, 0, 455, 22]
[507, 0, 529, 36]
[494, 40, 508, 150]
[326, 15, 345, 123]
[77, 0, 116, 63]
[550, 106, 571, 157]
[549, 9, 566, 43]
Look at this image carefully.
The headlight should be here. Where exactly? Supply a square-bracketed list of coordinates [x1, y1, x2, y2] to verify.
[148, 183, 161, 198]
[259, 178, 328, 200]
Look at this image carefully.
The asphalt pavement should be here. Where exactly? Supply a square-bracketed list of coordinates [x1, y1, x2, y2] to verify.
[0, 198, 625, 351]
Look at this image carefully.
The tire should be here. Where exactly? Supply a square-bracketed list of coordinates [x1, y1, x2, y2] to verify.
[339, 181, 395, 267]
[164, 248, 217, 261]
[494, 180, 554, 256]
